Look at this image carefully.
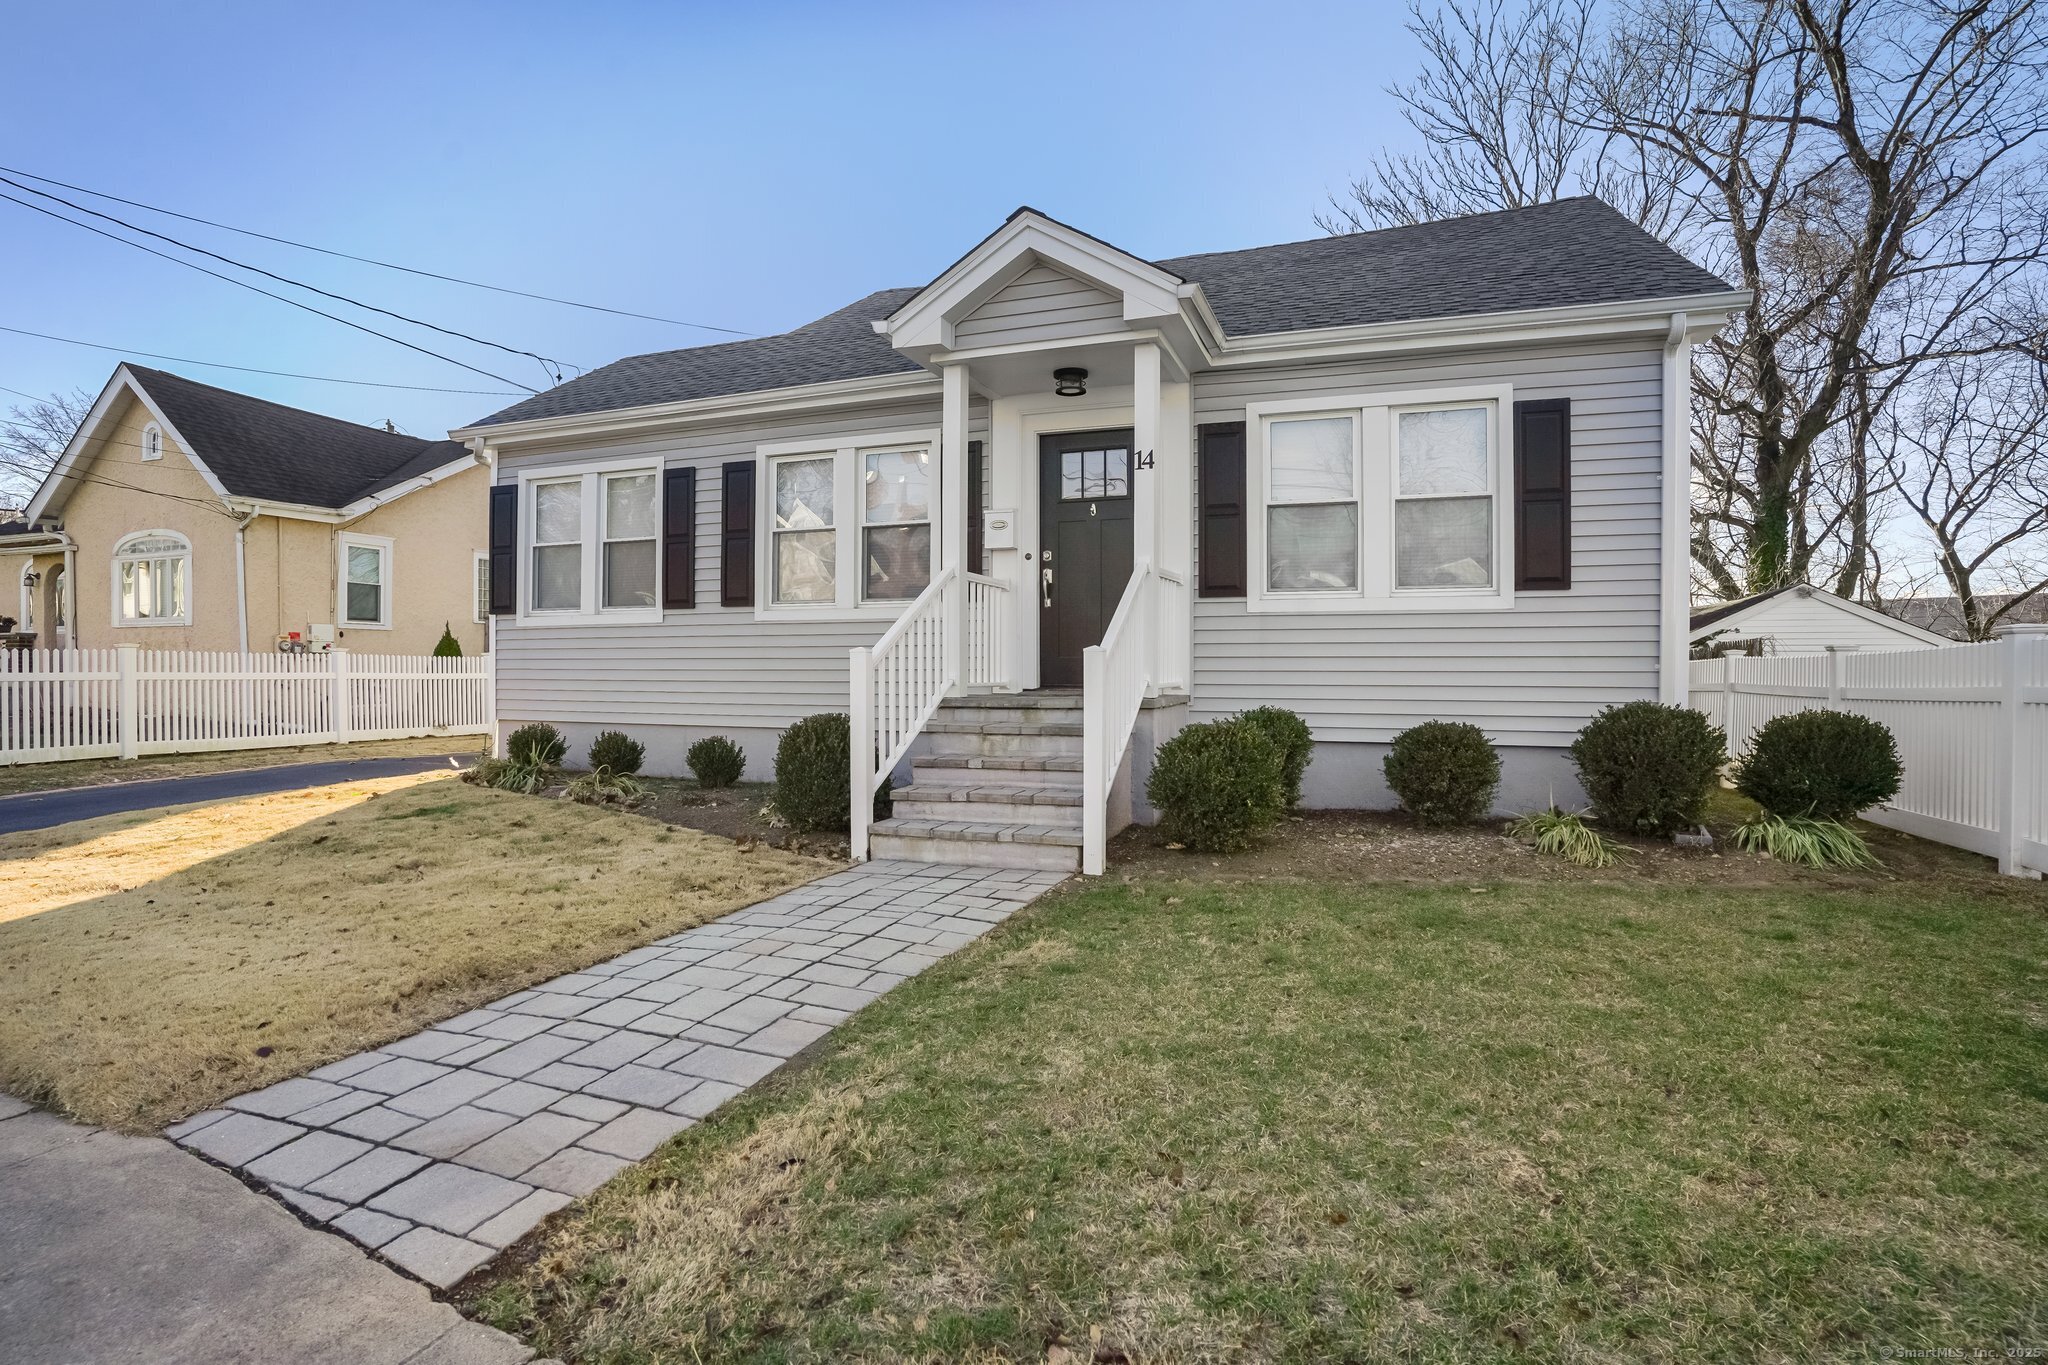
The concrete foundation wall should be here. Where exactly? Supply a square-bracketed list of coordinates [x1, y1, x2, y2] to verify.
[1298, 740, 1585, 816]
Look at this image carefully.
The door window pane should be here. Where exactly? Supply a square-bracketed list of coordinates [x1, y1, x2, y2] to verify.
[864, 524, 931, 600]
[864, 450, 928, 524]
[1398, 408, 1489, 496]
[533, 544, 581, 610]
[1269, 417, 1354, 501]
[1268, 504, 1359, 592]
[1395, 498, 1493, 587]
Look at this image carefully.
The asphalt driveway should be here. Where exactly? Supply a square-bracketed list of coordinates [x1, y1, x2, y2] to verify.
[0, 752, 473, 835]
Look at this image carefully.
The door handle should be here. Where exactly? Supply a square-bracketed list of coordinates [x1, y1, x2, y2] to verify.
[1041, 565, 1054, 609]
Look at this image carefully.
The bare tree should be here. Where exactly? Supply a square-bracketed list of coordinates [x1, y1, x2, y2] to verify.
[0, 388, 90, 514]
[1324, 0, 2048, 599]
[1876, 351, 2048, 638]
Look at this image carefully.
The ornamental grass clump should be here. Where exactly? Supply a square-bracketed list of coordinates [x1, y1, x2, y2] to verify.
[1145, 717, 1286, 853]
[564, 765, 645, 809]
[1383, 721, 1500, 826]
[1731, 812, 1882, 870]
[1237, 706, 1314, 809]
[1507, 806, 1627, 869]
[1568, 702, 1727, 837]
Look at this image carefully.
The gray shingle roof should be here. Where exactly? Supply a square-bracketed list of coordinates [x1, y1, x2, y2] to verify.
[1690, 587, 1796, 633]
[469, 198, 1733, 429]
[127, 367, 470, 508]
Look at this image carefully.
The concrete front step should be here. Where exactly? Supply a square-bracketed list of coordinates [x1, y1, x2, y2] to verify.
[915, 753, 1084, 774]
[939, 691, 1083, 709]
[923, 727, 1084, 760]
[892, 781, 1083, 827]
[934, 699, 1084, 727]
[869, 818, 1082, 872]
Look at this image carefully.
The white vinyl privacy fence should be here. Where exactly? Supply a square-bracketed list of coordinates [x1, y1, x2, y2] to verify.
[0, 646, 492, 765]
[1690, 629, 2048, 877]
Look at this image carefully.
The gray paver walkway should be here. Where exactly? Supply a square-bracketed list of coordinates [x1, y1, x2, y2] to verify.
[0, 1095, 532, 1365]
[172, 860, 1063, 1286]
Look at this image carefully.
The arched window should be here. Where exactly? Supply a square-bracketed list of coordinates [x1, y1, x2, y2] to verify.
[141, 424, 164, 462]
[113, 531, 190, 626]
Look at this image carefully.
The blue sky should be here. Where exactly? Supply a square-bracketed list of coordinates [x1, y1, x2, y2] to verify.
[1, 1, 1424, 442]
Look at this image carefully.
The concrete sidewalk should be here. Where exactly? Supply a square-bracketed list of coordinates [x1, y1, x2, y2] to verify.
[0, 1094, 533, 1365]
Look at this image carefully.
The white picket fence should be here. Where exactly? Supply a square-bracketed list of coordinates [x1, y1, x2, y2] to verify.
[1690, 629, 2048, 877]
[0, 646, 493, 765]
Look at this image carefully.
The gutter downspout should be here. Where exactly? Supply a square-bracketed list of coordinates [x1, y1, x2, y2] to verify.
[61, 539, 76, 650]
[1660, 312, 1691, 706]
[234, 511, 257, 654]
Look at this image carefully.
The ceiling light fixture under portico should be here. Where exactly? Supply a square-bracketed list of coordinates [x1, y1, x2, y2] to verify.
[1052, 367, 1088, 397]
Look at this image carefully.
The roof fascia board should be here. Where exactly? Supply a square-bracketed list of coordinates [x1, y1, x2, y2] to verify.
[25, 365, 233, 521]
[452, 369, 940, 449]
[1207, 290, 1753, 366]
[884, 213, 1186, 350]
[337, 452, 483, 518]
[225, 496, 346, 524]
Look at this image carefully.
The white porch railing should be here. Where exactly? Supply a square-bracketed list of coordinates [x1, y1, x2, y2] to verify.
[1689, 631, 2048, 877]
[0, 645, 493, 765]
[1081, 560, 1175, 876]
[964, 572, 1012, 689]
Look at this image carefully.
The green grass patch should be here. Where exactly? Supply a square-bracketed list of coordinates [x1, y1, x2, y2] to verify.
[477, 877, 2048, 1363]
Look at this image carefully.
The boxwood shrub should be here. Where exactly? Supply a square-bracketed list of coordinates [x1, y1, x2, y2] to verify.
[774, 713, 851, 832]
[1145, 716, 1285, 853]
[688, 735, 747, 789]
[1383, 721, 1500, 825]
[1569, 701, 1727, 836]
[1238, 706, 1314, 809]
[505, 722, 567, 768]
[587, 729, 645, 776]
[1735, 708, 1902, 821]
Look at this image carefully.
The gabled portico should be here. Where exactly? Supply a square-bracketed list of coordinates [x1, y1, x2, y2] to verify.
[851, 209, 1206, 871]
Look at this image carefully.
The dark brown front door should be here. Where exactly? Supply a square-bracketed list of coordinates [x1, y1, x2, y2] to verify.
[1038, 429, 1135, 688]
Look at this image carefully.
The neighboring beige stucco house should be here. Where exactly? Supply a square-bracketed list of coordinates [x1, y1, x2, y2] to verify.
[1, 365, 488, 656]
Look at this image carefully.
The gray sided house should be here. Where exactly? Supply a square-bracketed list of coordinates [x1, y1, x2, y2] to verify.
[456, 200, 1744, 873]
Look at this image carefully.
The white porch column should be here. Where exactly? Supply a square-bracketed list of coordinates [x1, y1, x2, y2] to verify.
[1132, 341, 1161, 569]
[939, 362, 970, 689]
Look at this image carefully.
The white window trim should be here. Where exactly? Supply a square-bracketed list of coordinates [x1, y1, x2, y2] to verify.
[140, 423, 163, 462]
[1245, 383, 1516, 614]
[338, 531, 394, 630]
[513, 456, 664, 625]
[111, 529, 193, 628]
[754, 428, 939, 622]
[473, 551, 490, 625]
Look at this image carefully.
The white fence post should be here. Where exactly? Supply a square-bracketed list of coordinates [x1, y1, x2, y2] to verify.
[849, 646, 873, 863]
[1999, 630, 2029, 877]
[116, 644, 139, 759]
[485, 647, 500, 758]
[1826, 646, 1847, 708]
[330, 648, 352, 744]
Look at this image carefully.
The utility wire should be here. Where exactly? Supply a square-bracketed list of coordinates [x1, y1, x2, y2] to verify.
[0, 325, 524, 395]
[0, 453, 239, 519]
[0, 174, 574, 386]
[0, 164, 753, 336]
[0, 189, 540, 393]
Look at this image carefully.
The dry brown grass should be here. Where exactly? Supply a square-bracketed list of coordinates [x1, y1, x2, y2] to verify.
[0, 775, 831, 1131]
[0, 735, 472, 799]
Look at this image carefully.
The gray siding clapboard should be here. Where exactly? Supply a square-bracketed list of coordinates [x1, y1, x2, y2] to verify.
[494, 398, 983, 730]
[952, 264, 1125, 349]
[1189, 337, 1669, 748]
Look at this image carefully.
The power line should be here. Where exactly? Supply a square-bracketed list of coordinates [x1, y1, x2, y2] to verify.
[0, 174, 575, 386]
[0, 164, 753, 336]
[0, 324, 524, 395]
[0, 189, 540, 393]
[0, 453, 238, 519]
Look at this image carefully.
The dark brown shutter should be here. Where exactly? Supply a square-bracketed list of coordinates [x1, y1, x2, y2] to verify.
[487, 483, 517, 615]
[720, 460, 755, 607]
[662, 467, 696, 609]
[966, 439, 985, 573]
[1513, 397, 1572, 591]
[1197, 421, 1247, 598]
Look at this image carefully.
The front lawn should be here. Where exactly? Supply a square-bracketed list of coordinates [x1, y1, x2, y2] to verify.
[474, 871, 2048, 1362]
[0, 774, 829, 1131]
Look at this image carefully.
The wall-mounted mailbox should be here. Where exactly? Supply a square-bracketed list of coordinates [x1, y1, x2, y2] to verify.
[984, 509, 1017, 550]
